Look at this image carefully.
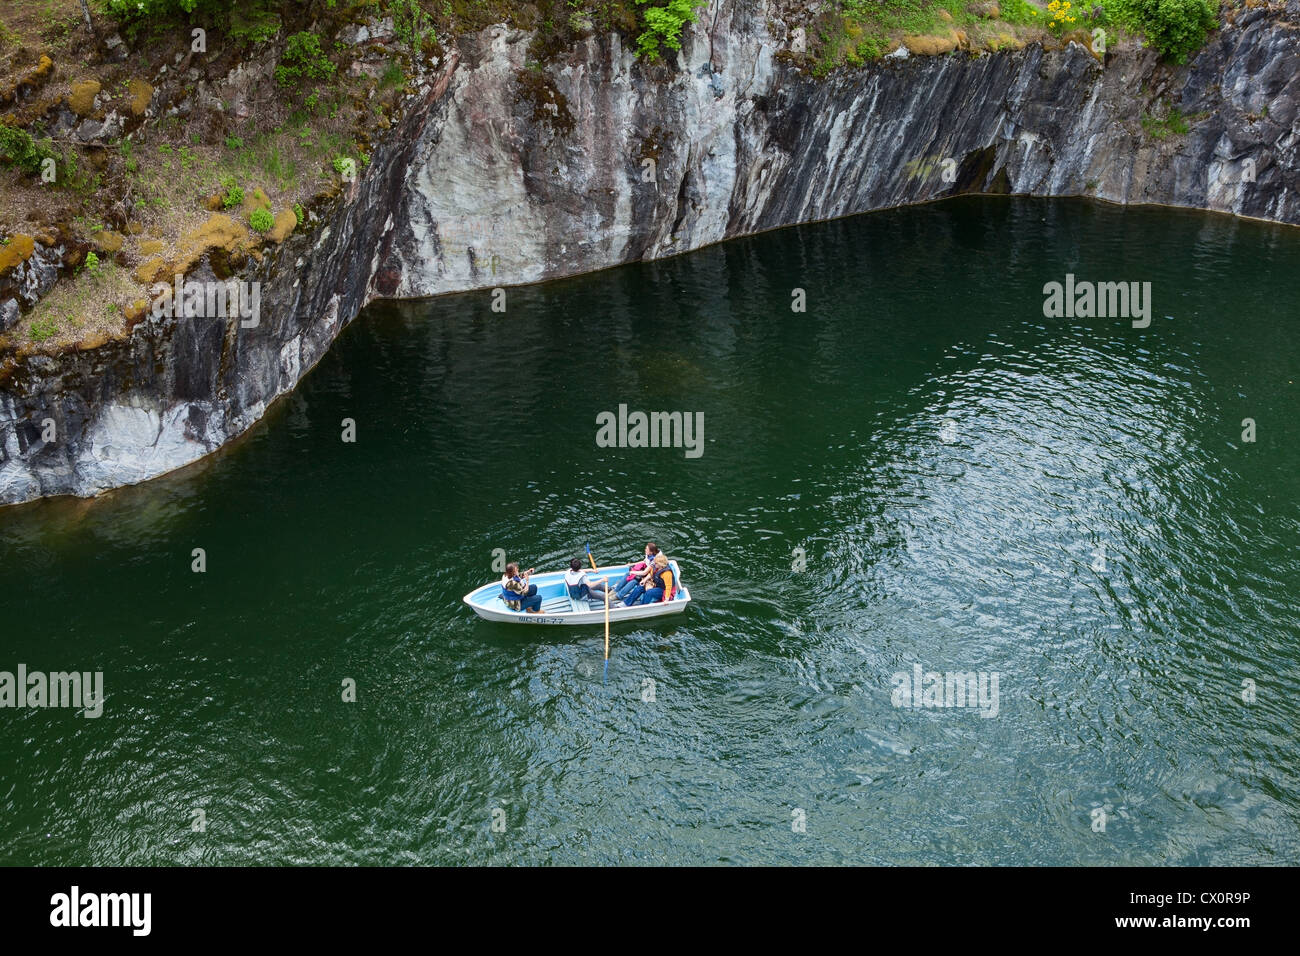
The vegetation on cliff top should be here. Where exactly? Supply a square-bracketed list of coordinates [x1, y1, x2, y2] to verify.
[0, 0, 1227, 356]
[1108, 0, 1219, 63]
[0, 0, 415, 352]
[808, 0, 1219, 72]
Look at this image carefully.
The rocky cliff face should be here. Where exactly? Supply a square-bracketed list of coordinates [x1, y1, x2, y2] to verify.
[2, 3, 1298, 506]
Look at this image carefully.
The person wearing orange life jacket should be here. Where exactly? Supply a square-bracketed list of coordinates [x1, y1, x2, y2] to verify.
[614, 542, 659, 602]
[623, 552, 675, 606]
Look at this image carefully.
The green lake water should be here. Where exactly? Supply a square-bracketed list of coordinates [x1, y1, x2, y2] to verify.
[1, 196, 1297, 864]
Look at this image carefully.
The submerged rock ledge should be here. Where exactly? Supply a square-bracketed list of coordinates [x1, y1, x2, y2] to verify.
[1, 3, 1297, 505]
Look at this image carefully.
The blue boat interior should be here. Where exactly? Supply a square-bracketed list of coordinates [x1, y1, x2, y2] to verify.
[481, 562, 686, 614]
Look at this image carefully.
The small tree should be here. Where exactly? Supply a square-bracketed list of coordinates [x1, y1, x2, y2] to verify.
[275, 31, 336, 88]
[634, 0, 709, 60]
[1109, 0, 1218, 64]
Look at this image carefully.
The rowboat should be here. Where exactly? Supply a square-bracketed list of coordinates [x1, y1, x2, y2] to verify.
[462, 561, 691, 625]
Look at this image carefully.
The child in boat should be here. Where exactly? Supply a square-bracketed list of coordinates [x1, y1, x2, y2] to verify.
[615, 542, 659, 601]
[564, 559, 616, 603]
[623, 553, 674, 606]
[502, 562, 542, 613]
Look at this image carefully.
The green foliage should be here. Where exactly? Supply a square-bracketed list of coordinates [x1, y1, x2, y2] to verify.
[1141, 105, 1190, 138]
[0, 124, 55, 175]
[228, 6, 281, 45]
[1043, 0, 1080, 35]
[998, 0, 1044, 25]
[249, 207, 274, 233]
[224, 135, 245, 150]
[84, 251, 101, 276]
[843, 0, 947, 35]
[293, 202, 306, 223]
[634, 0, 708, 59]
[852, 32, 890, 62]
[275, 31, 337, 88]
[391, 0, 435, 55]
[332, 155, 356, 176]
[97, 0, 232, 19]
[120, 137, 138, 175]
[59, 147, 96, 192]
[1108, 0, 1216, 63]
[30, 317, 59, 342]
[222, 184, 244, 208]
[259, 140, 295, 187]
[379, 60, 407, 90]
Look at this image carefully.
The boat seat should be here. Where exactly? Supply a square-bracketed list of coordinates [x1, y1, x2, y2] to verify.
[567, 579, 617, 612]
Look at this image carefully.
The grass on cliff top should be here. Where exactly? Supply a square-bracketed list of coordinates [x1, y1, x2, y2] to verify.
[805, 0, 1121, 73]
[0, 0, 406, 352]
[0, 257, 138, 353]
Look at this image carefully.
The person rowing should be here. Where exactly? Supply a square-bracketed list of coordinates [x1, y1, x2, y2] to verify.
[564, 558, 615, 603]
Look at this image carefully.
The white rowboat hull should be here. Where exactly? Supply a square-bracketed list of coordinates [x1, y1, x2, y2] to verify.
[462, 562, 690, 625]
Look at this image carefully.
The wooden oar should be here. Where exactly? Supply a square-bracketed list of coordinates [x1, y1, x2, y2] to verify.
[586, 542, 610, 682]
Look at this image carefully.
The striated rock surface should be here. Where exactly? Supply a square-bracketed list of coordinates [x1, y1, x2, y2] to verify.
[2, 3, 1299, 505]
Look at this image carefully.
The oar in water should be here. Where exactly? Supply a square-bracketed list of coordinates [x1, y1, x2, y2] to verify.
[586, 541, 610, 683]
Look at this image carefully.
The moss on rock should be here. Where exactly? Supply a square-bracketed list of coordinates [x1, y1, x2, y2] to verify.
[128, 78, 153, 116]
[68, 79, 101, 117]
[0, 234, 36, 274]
[267, 208, 297, 243]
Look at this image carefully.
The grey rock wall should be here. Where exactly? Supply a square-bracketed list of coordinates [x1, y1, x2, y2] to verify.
[2, 3, 1297, 505]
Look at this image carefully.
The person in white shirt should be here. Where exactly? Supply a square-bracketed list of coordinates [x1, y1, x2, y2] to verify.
[564, 558, 615, 603]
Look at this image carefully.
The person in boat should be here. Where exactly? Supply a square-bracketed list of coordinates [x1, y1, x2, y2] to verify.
[614, 542, 659, 601]
[501, 562, 542, 613]
[623, 552, 675, 606]
[564, 558, 616, 603]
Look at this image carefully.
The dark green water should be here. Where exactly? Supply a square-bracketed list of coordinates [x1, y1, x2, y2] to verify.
[2, 197, 1298, 865]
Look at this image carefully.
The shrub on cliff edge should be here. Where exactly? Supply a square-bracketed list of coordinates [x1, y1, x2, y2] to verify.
[249, 207, 274, 233]
[1108, 0, 1218, 64]
[275, 30, 337, 88]
[634, 0, 709, 59]
[0, 124, 55, 176]
[98, 0, 232, 18]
